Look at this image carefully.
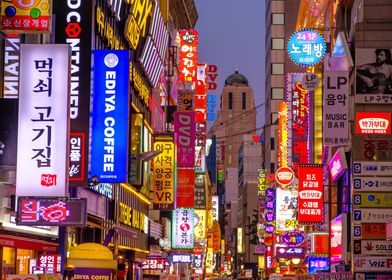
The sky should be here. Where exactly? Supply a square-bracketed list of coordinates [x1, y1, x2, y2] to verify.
[195, 0, 266, 128]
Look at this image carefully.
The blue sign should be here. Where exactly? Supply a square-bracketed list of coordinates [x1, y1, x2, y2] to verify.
[287, 29, 326, 67]
[308, 256, 329, 274]
[90, 50, 129, 183]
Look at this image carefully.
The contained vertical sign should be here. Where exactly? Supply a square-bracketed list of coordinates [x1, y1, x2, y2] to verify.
[298, 164, 324, 224]
[90, 50, 129, 183]
[179, 30, 198, 83]
[17, 44, 70, 197]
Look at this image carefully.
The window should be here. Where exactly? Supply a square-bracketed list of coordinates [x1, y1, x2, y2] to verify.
[272, 38, 284, 49]
[270, 162, 275, 173]
[242, 92, 246, 110]
[272, 63, 284, 75]
[272, 13, 284, 24]
[228, 92, 233, 109]
[272, 88, 285, 99]
[271, 137, 275, 150]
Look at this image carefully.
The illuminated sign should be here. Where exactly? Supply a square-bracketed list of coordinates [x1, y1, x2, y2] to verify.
[17, 44, 70, 197]
[118, 202, 147, 232]
[357, 240, 392, 256]
[38, 254, 61, 274]
[237, 228, 243, 254]
[193, 254, 203, 269]
[212, 220, 221, 253]
[298, 164, 324, 224]
[142, 258, 166, 270]
[330, 214, 347, 262]
[179, 30, 198, 83]
[172, 209, 194, 249]
[354, 256, 392, 272]
[206, 65, 218, 121]
[276, 188, 298, 231]
[124, 0, 153, 50]
[96, 5, 122, 50]
[361, 223, 386, 239]
[310, 233, 329, 254]
[302, 73, 320, 91]
[16, 197, 87, 226]
[0, 0, 51, 33]
[207, 64, 218, 90]
[174, 112, 196, 168]
[276, 247, 305, 259]
[353, 208, 392, 223]
[90, 50, 129, 183]
[177, 90, 194, 112]
[287, 29, 326, 67]
[278, 101, 289, 167]
[356, 112, 391, 134]
[129, 61, 150, 106]
[354, 193, 392, 208]
[195, 174, 206, 209]
[308, 257, 329, 274]
[89, 183, 113, 199]
[153, 134, 175, 209]
[212, 196, 219, 221]
[194, 210, 207, 239]
[2, 35, 21, 98]
[328, 148, 347, 182]
[195, 146, 206, 173]
[275, 166, 295, 186]
[281, 231, 305, 247]
[176, 168, 195, 208]
[258, 169, 268, 193]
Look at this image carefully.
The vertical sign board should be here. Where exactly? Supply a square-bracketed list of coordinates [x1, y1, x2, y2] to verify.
[330, 214, 348, 263]
[194, 210, 207, 239]
[278, 101, 289, 167]
[54, 1, 93, 186]
[2, 35, 22, 98]
[153, 134, 175, 210]
[17, 44, 70, 197]
[90, 50, 129, 183]
[174, 112, 196, 167]
[323, 71, 349, 146]
[179, 30, 198, 83]
[176, 168, 195, 208]
[172, 208, 194, 249]
[276, 188, 298, 231]
[298, 165, 324, 224]
[194, 174, 206, 209]
[0, 0, 51, 33]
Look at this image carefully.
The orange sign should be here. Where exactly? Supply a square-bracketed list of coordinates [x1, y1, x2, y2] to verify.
[361, 223, 386, 239]
[278, 101, 288, 167]
[179, 30, 198, 83]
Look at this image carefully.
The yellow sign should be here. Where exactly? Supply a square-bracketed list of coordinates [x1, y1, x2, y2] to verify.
[118, 202, 146, 232]
[354, 193, 392, 208]
[124, 0, 153, 49]
[194, 210, 206, 239]
[130, 61, 150, 106]
[278, 101, 288, 167]
[212, 221, 221, 253]
[258, 256, 265, 269]
[237, 227, 243, 254]
[96, 6, 123, 50]
[153, 134, 175, 205]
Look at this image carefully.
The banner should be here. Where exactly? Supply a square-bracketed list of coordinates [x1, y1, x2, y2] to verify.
[179, 30, 198, 83]
[195, 174, 206, 209]
[276, 188, 298, 231]
[356, 112, 391, 134]
[172, 209, 194, 249]
[355, 48, 392, 104]
[54, 0, 93, 185]
[176, 168, 195, 208]
[90, 50, 129, 183]
[153, 134, 175, 209]
[174, 112, 196, 167]
[298, 164, 324, 224]
[17, 44, 70, 197]
[323, 71, 349, 145]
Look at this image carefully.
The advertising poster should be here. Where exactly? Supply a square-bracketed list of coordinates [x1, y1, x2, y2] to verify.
[330, 214, 347, 263]
[174, 112, 196, 168]
[323, 71, 349, 145]
[172, 208, 194, 249]
[90, 50, 129, 183]
[176, 168, 195, 208]
[355, 49, 392, 104]
[17, 44, 70, 197]
[276, 188, 298, 231]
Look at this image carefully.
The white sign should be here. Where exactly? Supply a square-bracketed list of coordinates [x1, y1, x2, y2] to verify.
[354, 177, 392, 192]
[212, 195, 219, 221]
[353, 161, 392, 176]
[17, 44, 70, 197]
[323, 71, 349, 146]
[354, 256, 392, 272]
[360, 240, 392, 255]
[353, 208, 392, 223]
[276, 188, 298, 231]
[302, 73, 320, 91]
[172, 208, 194, 249]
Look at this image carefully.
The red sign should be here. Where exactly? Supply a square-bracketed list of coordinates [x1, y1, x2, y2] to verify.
[38, 254, 61, 274]
[176, 168, 195, 208]
[0, 234, 58, 252]
[275, 166, 295, 186]
[142, 258, 166, 270]
[298, 165, 324, 224]
[361, 223, 386, 239]
[356, 112, 391, 134]
[179, 30, 198, 83]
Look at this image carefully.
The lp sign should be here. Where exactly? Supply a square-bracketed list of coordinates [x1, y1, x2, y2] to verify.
[323, 71, 348, 146]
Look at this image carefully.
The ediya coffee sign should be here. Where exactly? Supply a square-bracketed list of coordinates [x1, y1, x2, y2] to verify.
[356, 112, 391, 134]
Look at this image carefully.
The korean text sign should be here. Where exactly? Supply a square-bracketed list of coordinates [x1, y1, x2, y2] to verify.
[298, 164, 324, 224]
[356, 112, 391, 134]
[174, 112, 196, 167]
[153, 134, 175, 208]
[90, 50, 129, 183]
[17, 44, 70, 197]
[172, 208, 194, 249]
[179, 30, 198, 83]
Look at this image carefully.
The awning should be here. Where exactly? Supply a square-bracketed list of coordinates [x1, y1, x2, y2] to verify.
[0, 234, 58, 252]
[67, 243, 116, 269]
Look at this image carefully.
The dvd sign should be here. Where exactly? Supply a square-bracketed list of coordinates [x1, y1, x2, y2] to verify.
[356, 112, 391, 134]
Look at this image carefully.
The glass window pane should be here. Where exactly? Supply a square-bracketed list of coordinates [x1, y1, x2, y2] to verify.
[272, 88, 285, 99]
[272, 38, 284, 49]
[272, 13, 284, 24]
[272, 63, 284, 74]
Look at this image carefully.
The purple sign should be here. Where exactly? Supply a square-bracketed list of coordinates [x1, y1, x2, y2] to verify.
[74, 268, 113, 280]
[265, 211, 275, 222]
[254, 244, 266, 255]
[281, 231, 305, 247]
[276, 247, 305, 258]
[266, 200, 274, 209]
[265, 224, 275, 234]
[174, 112, 196, 167]
[266, 188, 275, 197]
[328, 148, 347, 182]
